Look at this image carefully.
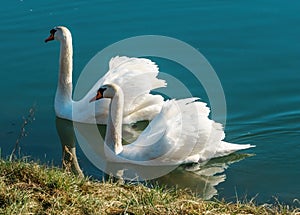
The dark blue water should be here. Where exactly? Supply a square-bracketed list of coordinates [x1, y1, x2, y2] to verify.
[1, 0, 299, 205]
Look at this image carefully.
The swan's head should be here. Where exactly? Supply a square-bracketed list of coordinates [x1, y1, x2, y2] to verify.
[89, 84, 118, 102]
[45, 26, 71, 43]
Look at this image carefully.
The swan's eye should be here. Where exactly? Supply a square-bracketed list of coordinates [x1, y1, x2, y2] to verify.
[50, 29, 57, 35]
[99, 87, 107, 95]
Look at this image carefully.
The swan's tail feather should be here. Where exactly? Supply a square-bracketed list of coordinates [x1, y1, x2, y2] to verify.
[214, 141, 255, 158]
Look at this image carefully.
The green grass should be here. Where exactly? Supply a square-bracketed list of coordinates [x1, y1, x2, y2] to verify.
[0, 159, 299, 214]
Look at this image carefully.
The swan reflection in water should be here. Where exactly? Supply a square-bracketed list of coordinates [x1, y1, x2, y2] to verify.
[55, 117, 252, 199]
[55, 117, 83, 177]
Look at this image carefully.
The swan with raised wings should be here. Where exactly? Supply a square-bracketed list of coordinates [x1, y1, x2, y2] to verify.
[45, 26, 166, 124]
[90, 84, 255, 165]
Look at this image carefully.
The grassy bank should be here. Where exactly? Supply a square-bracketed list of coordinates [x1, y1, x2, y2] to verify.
[0, 159, 299, 214]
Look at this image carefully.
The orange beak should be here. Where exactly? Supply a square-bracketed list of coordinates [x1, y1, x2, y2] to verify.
[45, 34, 54, 43]
[89, 91, 103, 103]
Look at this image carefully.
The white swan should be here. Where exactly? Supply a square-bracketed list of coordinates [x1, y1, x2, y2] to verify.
[45, 26, 166, 124]
[89, 84, 255, 165]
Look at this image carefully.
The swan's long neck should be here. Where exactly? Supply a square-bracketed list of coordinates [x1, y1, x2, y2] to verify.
[55, 33, 73, 118]
[105, 87, 124, 154]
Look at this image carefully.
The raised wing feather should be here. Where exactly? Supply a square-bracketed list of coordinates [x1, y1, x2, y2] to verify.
[104, 56, 166, 112]
[121, 98, 211, 165]
[79, 56, 166, 124]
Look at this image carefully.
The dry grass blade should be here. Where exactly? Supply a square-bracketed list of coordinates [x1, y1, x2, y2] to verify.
[9, 104, 36, 161]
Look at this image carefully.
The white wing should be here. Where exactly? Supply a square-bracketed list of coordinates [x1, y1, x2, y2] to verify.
[104, 56, 166, 112]
[120, 98, 254, 165]
[120, 98, 208, 164]
[75, 56, 166, 124]
[106, 56, 167, 122]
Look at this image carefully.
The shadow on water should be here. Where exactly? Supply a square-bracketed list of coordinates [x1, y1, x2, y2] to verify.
[55, 117, 253, 199]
